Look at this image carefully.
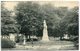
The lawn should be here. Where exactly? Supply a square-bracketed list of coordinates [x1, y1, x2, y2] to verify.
[10, 40, 77, 50]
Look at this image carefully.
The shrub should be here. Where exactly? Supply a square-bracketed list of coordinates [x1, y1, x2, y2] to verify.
[1, 38, 16, 48]
[73, 36, 79, 49]
[15, 35, 24, 43]
[69, 36, 79, 49]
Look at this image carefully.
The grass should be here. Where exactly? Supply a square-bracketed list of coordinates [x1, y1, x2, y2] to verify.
[2, 37, 78, 50]
[18, 40, 74, 46]
[11, 40, 77, 50]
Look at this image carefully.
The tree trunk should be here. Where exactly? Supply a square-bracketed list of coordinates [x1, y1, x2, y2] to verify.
[60, 36, 63, 40]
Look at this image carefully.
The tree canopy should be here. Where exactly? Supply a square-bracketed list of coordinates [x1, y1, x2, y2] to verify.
[1, 2, 78, 38]
[1, 2, 19, 35]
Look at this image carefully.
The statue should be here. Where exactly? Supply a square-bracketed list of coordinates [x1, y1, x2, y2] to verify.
[41, 20, 49, 42]
[23, 35, 26, 45]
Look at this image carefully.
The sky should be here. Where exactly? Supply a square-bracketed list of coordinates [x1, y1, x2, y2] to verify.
[3, 1, 79, 11]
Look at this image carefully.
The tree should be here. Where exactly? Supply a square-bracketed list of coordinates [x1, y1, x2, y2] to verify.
[67, 6, 78, 36]
[15, 2, 44, 39]
[15, 1, 78, 39]
[1, 2, 19, 36]
[57, 6, 78, 39]
[41, 4, 62, 37]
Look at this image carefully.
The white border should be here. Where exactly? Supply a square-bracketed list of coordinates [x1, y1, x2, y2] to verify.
[1, 0, 79, 1]
[79, 0, 80, 50]
[0, 0, 79, 51]
[0, 1, 1, 51]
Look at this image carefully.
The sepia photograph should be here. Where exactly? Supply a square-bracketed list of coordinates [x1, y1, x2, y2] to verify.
[1, 1, 79, 50]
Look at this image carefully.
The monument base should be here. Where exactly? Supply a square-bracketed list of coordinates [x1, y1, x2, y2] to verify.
[41, 37, 49, 42]
[41, 40, 49, 42]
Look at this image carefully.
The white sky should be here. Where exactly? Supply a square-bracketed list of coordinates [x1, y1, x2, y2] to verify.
[2, 1, 79, 11]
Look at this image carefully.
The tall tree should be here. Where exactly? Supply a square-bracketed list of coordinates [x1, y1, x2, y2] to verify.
[67, 6, 78, 36]
[1, 2, 18, 36]
[15, 2, 44, 38]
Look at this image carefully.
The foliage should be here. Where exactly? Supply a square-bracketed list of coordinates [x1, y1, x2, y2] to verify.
[67, 7, 78, 36]
[15, 2, 78, 37]
[2, 2, 78, 38]
[15, 34, 24, 43]
[15, 2, 44, 37]
[1, 38, 16, 48]
[54, 6, 78, 38]
[1, 2, 19, 35]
